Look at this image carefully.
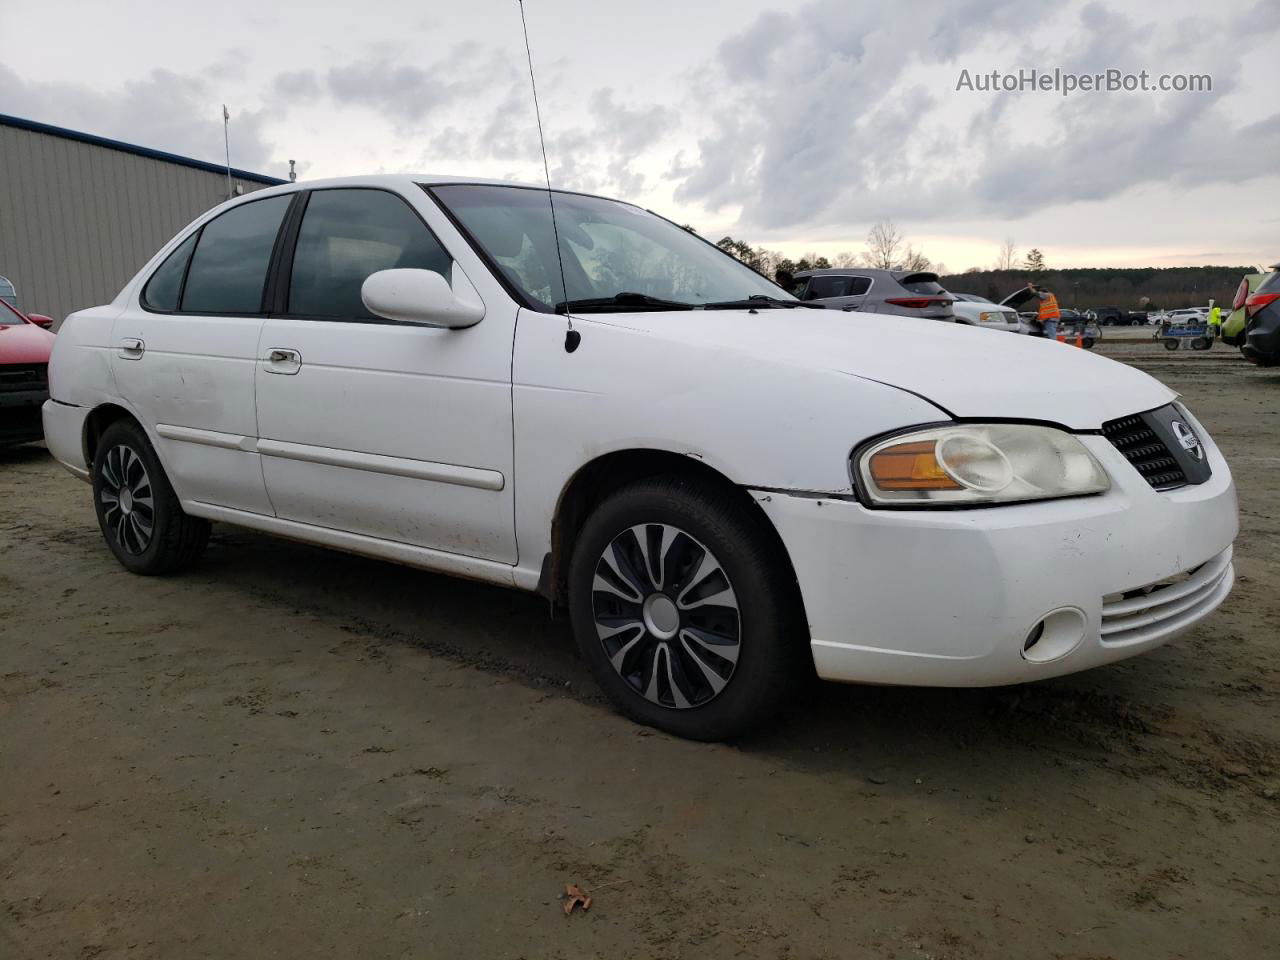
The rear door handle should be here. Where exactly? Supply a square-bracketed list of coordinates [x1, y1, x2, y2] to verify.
[118, 338, 145, 359]
[263, 348, 302, 375]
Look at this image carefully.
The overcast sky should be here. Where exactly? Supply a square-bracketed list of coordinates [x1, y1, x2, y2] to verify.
[3, 0, 1277, 271]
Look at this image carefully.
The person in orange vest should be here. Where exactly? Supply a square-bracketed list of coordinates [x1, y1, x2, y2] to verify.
[1027, 282, 1062, 341]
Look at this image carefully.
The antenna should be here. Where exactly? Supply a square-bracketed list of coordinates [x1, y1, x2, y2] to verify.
[221, 104, 233, 201]
[517, 0, 579, 353]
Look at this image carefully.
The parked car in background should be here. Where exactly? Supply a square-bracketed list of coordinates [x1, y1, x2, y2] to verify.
[1, 298, 56, 446]
[42, 175, 1238, 741]
[1223, 271, 1265, 349]
[791, 268, 955, 320]
[1163, 308, 1209, 327]
[1094, 306, 1149, 326]
[1233, 264, 1280, 366]
[1000, 288, 1102, 348]
[950, 293, 1021, 332]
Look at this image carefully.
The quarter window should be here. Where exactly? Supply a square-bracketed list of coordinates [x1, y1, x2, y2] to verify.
[142, 233, 198, 311]
[288, 189, 452, 320]
[180, 195, 292, 314]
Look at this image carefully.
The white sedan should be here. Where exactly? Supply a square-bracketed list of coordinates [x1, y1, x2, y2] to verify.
[950, 292, 1023, 332]
[43, 175, 1238, 740]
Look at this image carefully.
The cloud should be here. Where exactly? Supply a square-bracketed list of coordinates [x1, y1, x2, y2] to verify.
[0, 64, 276, 172]
[272, 42, 519, 129]
[671, 0, 1280, 234]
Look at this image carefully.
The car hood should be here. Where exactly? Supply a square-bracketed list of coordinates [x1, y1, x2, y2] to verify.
[0, 321, 56, 364]
[600, 308, 1173, 430]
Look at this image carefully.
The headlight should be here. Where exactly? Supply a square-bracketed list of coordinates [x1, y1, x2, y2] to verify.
[855, 424, 1110, 507]
[978, 311, 996, 322]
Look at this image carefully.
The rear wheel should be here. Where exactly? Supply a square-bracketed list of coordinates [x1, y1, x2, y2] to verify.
[568, 477, 806, 740]
[1163, 339, 1180, 351]
[92, 420, 210, 575]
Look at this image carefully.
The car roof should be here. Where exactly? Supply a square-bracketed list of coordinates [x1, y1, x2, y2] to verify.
[794, 268, 895, 278]
[243, 173, 635, 208]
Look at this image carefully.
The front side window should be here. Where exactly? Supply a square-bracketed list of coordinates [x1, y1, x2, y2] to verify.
[180, 195, 292, 314]
[288, 189, 452, 320]
[142, 233, 198, 311]
[429, 184, 787, 311]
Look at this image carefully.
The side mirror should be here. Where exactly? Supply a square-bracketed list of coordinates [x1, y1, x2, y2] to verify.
[28, 313, 54, 329]
[361, 264, 485, 329]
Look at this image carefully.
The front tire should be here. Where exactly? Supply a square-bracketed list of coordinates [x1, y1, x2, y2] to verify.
[568, 477, 806, 741]
[92, 420, 210, 575]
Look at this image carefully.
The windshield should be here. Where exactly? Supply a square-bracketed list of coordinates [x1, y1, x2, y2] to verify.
[0, 300, 25, 325]
[429, 184, 790, 311]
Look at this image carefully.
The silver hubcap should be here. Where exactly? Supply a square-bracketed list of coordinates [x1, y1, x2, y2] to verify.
[99, 444, 155, 555]
[592, 523, 741, 710]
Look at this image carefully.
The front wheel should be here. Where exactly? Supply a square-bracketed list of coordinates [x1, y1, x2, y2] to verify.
[1163, 339, 1181, 351]
[568, 477, 806, 740]
[92, 419, 210, 575]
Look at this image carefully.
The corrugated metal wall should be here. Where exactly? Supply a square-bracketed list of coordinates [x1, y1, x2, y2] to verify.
[0, 124, 273, 327]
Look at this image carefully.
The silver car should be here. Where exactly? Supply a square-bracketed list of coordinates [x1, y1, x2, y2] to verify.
[790, 268, 955, 320]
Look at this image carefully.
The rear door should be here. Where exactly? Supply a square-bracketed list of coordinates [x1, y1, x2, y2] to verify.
[800, 274, 871, 311]
[254, 186, 517, 563]
[111, 193, 294, 515]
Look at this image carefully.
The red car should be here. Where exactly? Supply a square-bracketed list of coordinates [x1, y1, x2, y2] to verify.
[1, 299, 56, 446]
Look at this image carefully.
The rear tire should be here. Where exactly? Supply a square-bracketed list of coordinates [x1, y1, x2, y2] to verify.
[92, 419, 210, 575]
[1163, 339, 1180, 351]
[568, 476, 806, 741]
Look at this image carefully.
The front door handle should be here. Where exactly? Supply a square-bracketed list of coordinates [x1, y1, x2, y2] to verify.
[263, 348, 302, 375]
[118, 338, 145, 359]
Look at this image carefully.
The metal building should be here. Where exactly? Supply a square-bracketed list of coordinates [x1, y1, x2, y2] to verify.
[0, 114, 285, 327]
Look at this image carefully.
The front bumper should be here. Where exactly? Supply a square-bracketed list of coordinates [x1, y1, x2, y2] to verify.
[0, 388, 49, 445]
[41, 399, 91, 480]
[752, 431, 1237, 687]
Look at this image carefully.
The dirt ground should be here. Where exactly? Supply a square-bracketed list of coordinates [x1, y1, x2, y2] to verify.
[2, 338, 1277, 960]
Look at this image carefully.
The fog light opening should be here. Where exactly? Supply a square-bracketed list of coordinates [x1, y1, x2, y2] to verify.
[1021, 608, 1087, 664]
[1023, 621, 1045, 653]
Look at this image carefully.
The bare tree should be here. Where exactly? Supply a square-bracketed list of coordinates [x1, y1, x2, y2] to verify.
[995, 237, 1018, 271]
[864, 221, 903, 270]
[900, 246, 933, 272]
[831, 251, 860, 268]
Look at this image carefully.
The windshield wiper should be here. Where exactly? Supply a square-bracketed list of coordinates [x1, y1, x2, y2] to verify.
[700, 295, 825, 310]
[555, 292, 694, 313]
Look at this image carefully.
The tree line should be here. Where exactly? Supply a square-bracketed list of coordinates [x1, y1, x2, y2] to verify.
[709, 222, 1252, 309]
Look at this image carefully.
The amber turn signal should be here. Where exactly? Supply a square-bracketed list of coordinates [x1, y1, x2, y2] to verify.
[867, 440, 962, 491]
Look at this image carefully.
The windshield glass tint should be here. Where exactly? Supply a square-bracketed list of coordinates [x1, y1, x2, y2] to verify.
[0, 301, 24, 325]
[429, 184, 787, 310]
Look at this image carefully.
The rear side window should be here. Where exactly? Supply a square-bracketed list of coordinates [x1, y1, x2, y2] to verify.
[142, 233, 198, 311]
[180, 195, 292, 314]
[805, 275, 858, 299]
[900, 279, 945, 295]
[288, 189, 452, 320]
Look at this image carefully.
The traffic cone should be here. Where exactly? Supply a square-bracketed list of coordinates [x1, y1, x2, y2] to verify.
[1075, 327, 1083, 348]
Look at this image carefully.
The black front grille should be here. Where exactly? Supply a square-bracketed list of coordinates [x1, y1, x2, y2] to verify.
[0, 364, 48, 393]
[1103, 404, 1211, 490]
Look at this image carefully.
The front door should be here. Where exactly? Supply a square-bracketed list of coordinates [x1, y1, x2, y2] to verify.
[111, 193, 294, 515]
[254, 186, 517, 563]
